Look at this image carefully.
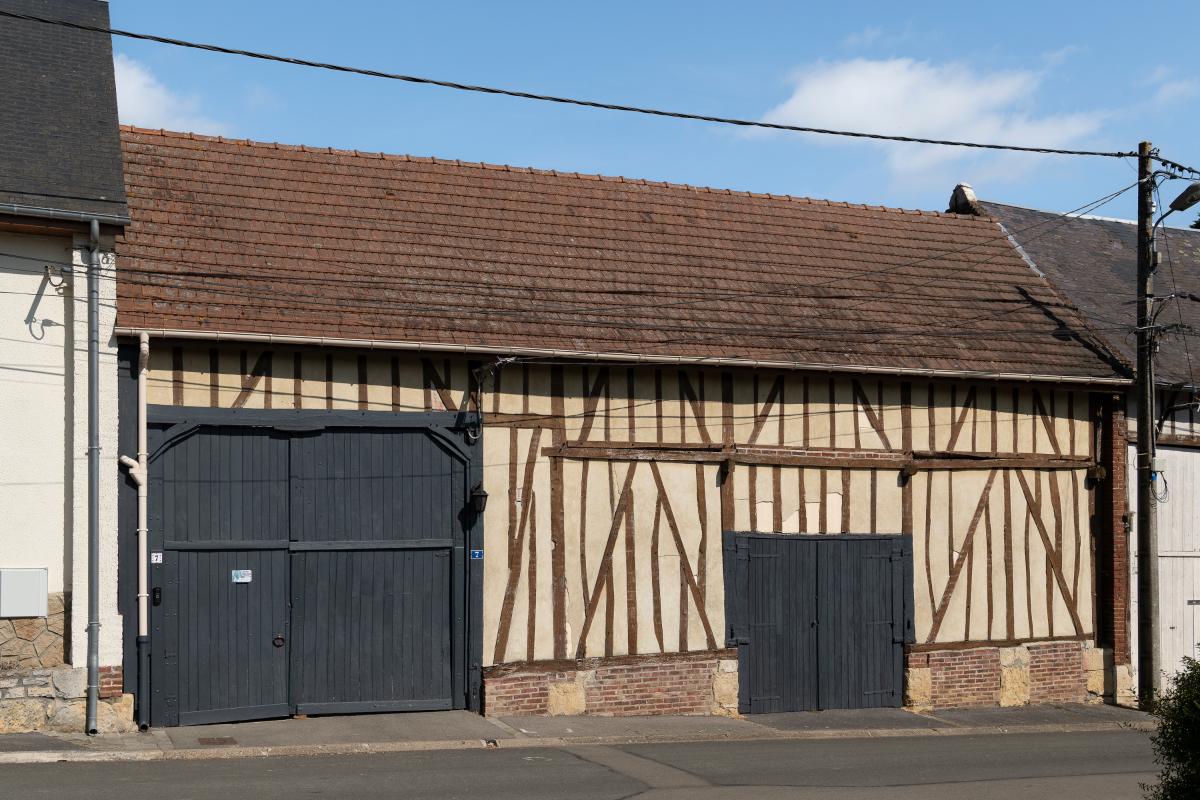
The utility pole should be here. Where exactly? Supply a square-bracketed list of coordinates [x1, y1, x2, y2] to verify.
[1135, 140, 1159, 707]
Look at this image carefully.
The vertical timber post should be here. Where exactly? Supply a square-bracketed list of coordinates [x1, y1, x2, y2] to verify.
[1135, 141, 1159, 707]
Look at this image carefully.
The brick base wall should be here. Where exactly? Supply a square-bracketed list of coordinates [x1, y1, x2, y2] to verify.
[486, 641, 1094, 717]
[1028, 642, 1087, 703]
[483, 651, 738, 717]
[99, 665, 123, 699]
[906, 641, 1088, 709]
[908, 648, 1003, 708]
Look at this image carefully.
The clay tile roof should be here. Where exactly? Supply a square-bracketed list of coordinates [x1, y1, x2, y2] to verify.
[115, 127, 1127, 381]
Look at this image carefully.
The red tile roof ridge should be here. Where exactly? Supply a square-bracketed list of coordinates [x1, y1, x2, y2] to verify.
[118, 125, 977, 219]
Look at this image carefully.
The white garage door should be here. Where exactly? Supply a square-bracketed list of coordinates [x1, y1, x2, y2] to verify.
[1130, 445, 1200, 693]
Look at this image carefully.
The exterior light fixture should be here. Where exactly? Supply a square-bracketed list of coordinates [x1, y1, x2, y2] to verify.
[1168, 181, 1200, 212]
[471, 484, 489, 514]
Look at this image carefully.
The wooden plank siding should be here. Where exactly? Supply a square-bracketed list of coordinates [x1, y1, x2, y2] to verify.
[146, 345, 1098, 666]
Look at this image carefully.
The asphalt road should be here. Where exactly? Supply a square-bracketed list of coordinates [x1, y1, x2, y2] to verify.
[6, 729, 1156, 799]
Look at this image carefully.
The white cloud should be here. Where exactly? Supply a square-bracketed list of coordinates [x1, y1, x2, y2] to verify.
[1041, 46, 1081, 68]
[759, 58, 1105, 186]
[1153, 78, 1198, 106]
[113, 54, 229, 134]
[1145, 65, 1172, 85]
[1134, 66, 1198, 109]
[243, 85, 284, 113]
[843, 26, 882, 48]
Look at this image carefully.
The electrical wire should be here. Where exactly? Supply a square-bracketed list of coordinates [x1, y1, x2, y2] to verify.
[0, 179, 1152, 386]
[0, 170, 1151, 374]
[1153, 154, 1200, 180]
[0, 8, 1142, 160]
[1151, 182, 1199, 392]
[0, 265, 1142, 342]
[105, 180, 1142, 360]
[0, 179, 1140, 327]
[644, 180, 1139, 316]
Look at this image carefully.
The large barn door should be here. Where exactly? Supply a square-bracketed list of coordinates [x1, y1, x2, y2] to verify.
[288, 428, 465, 714]
[149, 426, 292, 727]
[146, 410, 479, 727]
[727, 533, 914, 713]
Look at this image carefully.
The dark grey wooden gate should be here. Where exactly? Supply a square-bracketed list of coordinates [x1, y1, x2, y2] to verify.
[288, 428, 464, 715]
[723, 533, 913, 713]
[146, 409, 481, 727]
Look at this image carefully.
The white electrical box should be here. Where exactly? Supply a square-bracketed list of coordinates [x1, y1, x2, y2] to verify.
[0, 568, 48, 618]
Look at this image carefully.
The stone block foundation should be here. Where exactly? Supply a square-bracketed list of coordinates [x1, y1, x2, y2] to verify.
[905, 640, 1096, 709]
[0, 664, 133, 733]
[483, 650, 739, 717]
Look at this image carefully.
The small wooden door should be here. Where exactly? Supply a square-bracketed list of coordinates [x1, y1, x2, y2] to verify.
[725, 533, 914, 713]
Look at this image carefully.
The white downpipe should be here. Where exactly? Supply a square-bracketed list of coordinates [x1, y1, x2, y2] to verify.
[118, 332, 150, 728]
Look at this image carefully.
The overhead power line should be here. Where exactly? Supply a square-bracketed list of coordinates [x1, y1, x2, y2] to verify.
[0, 201, 1146, 396]
[0, 8, 1146, 161]
[1153, 183, 1198, 390]
[0, 178, 1144, 355]
[1153, 154, 1200, 180]
[0, 177, 1137, 316]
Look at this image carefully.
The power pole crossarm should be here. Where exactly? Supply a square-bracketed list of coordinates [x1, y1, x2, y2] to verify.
[1135, 141, 1160, 707]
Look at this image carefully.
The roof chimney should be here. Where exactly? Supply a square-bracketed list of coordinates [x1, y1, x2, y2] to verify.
[948, 183, 981, 215]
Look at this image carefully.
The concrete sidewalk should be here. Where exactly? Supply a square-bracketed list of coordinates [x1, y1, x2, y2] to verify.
[0, 704, 1153, 764]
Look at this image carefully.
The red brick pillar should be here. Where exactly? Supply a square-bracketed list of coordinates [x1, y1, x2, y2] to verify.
[1099, 393, 1130, 666]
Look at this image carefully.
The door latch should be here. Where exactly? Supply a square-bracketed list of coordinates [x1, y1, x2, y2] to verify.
[152, 587, 162, 606]
[272, 634, 286, 648]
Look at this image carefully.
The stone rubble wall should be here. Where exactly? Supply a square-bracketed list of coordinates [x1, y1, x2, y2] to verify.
[0, 593, 67, 671]
[0, 665, 133, 733]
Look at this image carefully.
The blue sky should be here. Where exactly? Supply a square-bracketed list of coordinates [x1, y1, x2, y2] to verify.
[108, 0, 1200, 222]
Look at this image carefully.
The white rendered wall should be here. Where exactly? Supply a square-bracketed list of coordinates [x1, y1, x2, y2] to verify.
[0, 229, 123, 667]
[0, 231, 73, 593]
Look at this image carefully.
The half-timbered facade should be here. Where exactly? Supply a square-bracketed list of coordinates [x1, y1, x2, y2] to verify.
[111, 128, 1131, 723]
[135, 350, 1112, 713]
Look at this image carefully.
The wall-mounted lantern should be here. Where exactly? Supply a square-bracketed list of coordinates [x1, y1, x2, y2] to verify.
[471, 484, 489, 514]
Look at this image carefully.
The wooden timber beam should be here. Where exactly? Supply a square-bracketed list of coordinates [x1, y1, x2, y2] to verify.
[485, 412, 559, 428]
[1155, 432, 1200, 449]
[910, 457, 1092, 470]
[907, 634, 1091, 653]
[544, 441, 1096, 471]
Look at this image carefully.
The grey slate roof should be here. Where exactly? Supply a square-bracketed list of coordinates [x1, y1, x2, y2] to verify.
[979, 200, 1200, 389]
[0, 0, 127, 221]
